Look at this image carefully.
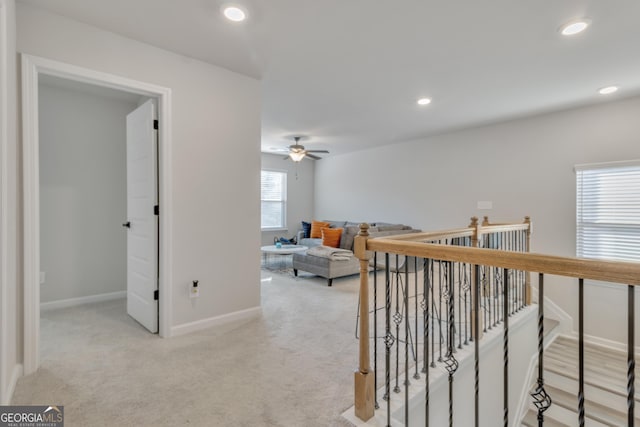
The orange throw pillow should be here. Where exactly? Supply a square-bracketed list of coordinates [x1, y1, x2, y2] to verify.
[310, 220, 331, 238]
[322, 227, 343, 248]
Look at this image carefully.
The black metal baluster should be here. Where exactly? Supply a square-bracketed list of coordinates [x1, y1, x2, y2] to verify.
[503, 268, 509, 427]
[578, 278, 585, 427]
[531, 273, 552, 426]
[404, 258, 409, 424]
[438, 261, 444, 363]
[474, 264, 480, 427]
[458, 261, 463, 350]
[516, 231, 522, 310]
[445, 261, 458, 427]
[628, 285, 635, 427]
[423, 258, 430, 426]
[482, 266, 488, 333]
[464, 264, 469, 346]
[383, 254, 392, 427]
[414, 257, 420, 380]
[431, 259, 436, 368]
[394, 255, 401, 393]
[495, 260, 500, 326]
[511, 232, 517, 314]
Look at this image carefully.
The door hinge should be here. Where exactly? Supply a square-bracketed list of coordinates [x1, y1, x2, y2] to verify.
[154, 290, 159, 300]
[154, 205, 159, 215]
[153, 119, 158, 130]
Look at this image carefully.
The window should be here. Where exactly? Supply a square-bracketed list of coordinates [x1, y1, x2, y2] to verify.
[261, 170, 287, 230]
[576, 161, 640, 262]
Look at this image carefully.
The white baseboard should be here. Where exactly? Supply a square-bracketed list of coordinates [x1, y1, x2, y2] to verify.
[1, 363, 23, 405]
[40, 290, 126, 311]
[171, 306, 262, 336]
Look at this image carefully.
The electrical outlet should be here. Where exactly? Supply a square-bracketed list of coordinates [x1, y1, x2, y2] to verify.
[40, 272, 46, 284]
[190, 280, 200, 298]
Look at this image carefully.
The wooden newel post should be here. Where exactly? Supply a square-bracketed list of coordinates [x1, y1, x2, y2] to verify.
[353, 223, 374, 421]
[524, 216, 532, 305]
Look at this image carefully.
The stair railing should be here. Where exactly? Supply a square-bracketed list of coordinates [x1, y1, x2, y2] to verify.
[353, 216, 639, 427]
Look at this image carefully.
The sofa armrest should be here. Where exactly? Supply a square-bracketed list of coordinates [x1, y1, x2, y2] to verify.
[296, 230, 305, 243]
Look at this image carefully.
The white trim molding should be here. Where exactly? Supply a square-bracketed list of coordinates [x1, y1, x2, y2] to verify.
[171, 306, 262, 337]
[21, 54, 174, 375]
[40, 291, 127, 312]
[0, 0, 10, 406]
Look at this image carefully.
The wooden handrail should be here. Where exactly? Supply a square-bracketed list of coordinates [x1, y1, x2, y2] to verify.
[354, 217, 640, 421]
[366, 239, 640, 285]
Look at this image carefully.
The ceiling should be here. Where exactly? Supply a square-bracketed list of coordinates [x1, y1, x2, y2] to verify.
[21, 0, 640, 157]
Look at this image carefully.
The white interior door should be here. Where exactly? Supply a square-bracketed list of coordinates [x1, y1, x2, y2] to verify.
[125, 99, 158, 333]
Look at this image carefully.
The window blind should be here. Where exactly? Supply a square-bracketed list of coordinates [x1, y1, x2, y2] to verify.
[576, 161, 640, 262]
[261, 170, 287, 229]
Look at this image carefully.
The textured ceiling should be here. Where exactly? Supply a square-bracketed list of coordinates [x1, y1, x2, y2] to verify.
[21, 0, 640, 156]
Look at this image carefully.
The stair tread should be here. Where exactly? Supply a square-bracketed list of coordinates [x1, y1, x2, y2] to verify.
[522, 408, 569, 427]
[544, 384, 640, 426]
[543, 351, 637, 383]
[522, 335, 640, 426]
[545, 361, 640, 400]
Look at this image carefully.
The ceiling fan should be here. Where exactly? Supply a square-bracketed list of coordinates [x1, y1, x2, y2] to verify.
[283, 137, 329, 162]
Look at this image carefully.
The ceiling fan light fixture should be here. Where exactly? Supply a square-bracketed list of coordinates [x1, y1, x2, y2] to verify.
[222, 5, 247, 22]
[289, 151, 305, 162]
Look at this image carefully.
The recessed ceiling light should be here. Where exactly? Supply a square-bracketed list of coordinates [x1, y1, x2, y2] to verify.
[560, 20, 590, 36]
[417, 98, 432, 106]
[223, 6, 246, 22]
[598, 86, 619, 95]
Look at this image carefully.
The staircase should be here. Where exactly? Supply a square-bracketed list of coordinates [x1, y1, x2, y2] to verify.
[522, 335, 640, 426]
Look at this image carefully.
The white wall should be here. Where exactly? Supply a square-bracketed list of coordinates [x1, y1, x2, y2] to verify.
[261, 153, 314, 246]
[316, 95, 640, 345]
[38, 82, 138, 303]
[0, 0, 20, 405]
[17, 3, 261, 330]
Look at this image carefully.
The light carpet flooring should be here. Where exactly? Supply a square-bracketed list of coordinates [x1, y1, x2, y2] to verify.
[12, 270, 360, 426]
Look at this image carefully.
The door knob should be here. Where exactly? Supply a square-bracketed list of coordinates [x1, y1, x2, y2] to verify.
[122, 221, 131, 228]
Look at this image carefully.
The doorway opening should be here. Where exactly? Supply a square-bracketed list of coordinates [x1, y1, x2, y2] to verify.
[22, 55, 174, 375]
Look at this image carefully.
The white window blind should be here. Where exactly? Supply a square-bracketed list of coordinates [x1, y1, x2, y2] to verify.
[576, 161, 640, 262]
[261, 170, 287, 229]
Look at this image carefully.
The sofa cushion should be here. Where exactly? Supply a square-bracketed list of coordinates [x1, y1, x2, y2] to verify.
[322, 227, 343, 248]
[301, 221, 312, 238]
[339, 226, 359, 250]
[310, 220, 331, 238]
[323, 220, 347, 229]
[339, 226, 379, 250]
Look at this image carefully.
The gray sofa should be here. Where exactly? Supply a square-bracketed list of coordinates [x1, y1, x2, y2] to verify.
[292, 221, 420, 286]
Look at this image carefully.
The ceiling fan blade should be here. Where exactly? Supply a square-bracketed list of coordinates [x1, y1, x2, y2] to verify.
[305, 150, 329, 154]
[306, 153, 321, 160]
